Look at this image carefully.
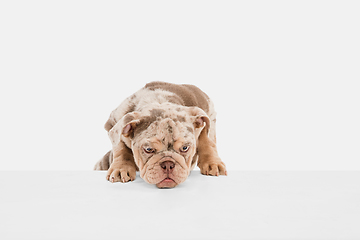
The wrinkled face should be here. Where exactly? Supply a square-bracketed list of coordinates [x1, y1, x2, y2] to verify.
[131, 118, 197, 188]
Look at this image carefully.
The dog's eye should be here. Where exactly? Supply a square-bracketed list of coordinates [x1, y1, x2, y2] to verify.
[180, 145, 190, 153]
[144, 147, 155, 154]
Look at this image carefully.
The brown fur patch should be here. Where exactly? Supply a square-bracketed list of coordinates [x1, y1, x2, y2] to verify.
[150, 109, 165, 119]
[186, 126, 194, 133]
[145, 81, 210, 113]
[133, 115, 157, 138]
[176, 115, 186, 122]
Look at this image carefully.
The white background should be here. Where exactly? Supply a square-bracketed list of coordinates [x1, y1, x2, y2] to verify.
[0, 1, 359, 171]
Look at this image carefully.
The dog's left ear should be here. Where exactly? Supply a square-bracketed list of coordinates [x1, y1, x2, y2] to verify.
[188, 107, 211, 136]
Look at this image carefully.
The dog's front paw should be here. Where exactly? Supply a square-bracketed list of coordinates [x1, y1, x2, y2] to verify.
[198, 158, 227, 176]
[106, 165, 136, 183]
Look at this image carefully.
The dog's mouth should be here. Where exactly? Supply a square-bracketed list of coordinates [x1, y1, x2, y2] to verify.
[156, 177, 177, 189]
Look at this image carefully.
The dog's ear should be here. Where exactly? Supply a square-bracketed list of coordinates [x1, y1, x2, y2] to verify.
[108, 112, 141, 146]
[104, 117, 116, 132]
[188, 107, 211, 136]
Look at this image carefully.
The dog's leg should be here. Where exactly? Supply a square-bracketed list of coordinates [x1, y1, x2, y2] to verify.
[106, 140, 138, 183]
[94, 150, 112, 170]
[197, 129, 227, 176]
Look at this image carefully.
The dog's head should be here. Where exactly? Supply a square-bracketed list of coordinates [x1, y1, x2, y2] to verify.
[108, 104, 210, 188]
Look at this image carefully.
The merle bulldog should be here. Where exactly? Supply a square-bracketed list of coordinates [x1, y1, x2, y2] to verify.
[94, 81, 227, 188]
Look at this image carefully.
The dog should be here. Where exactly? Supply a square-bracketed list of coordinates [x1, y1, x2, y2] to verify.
[94, 81, 227, 188]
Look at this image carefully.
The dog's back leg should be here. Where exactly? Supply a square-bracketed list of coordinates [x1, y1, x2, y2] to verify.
[94, 150, 113, 170]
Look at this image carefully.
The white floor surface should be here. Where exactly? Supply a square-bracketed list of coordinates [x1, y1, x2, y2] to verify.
[1, 171, 359, 240]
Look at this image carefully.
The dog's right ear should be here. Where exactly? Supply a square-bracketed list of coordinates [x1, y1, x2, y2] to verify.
[108, 112, 141, 146]
[104, 117, 116, 132]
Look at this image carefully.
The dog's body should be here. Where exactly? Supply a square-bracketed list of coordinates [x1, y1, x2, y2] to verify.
[94, 81, 227, 188]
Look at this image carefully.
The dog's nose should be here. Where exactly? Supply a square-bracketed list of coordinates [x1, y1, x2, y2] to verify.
[160, 161, 175, 172]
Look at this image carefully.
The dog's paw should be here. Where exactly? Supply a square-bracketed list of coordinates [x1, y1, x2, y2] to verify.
[106, 165, 136, 183]
[198, 159, 227, 176]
